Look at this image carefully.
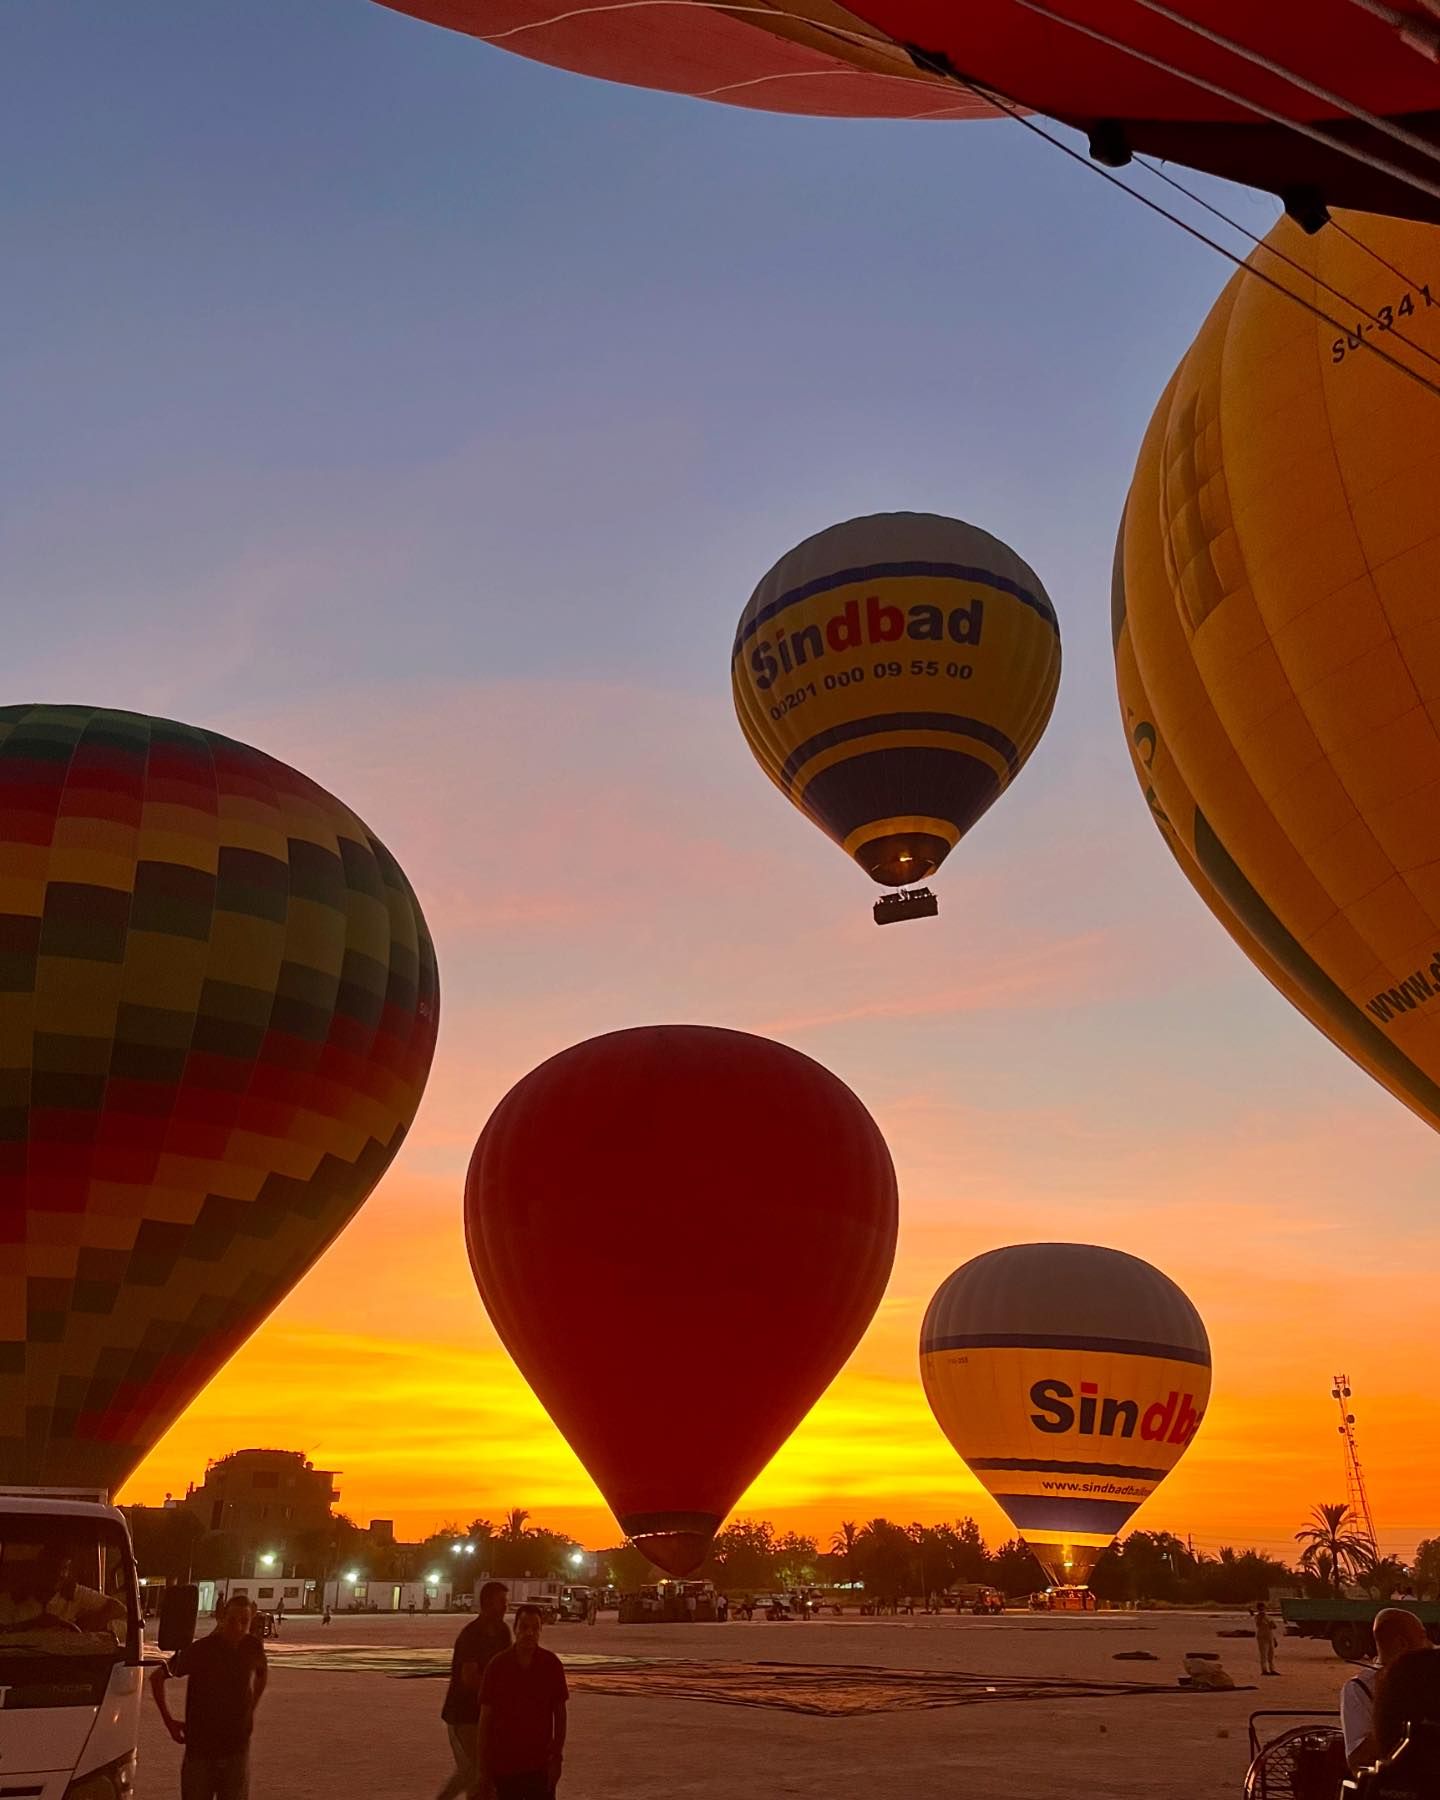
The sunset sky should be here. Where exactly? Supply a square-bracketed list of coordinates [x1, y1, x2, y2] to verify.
[6, 1, 1437, 1563]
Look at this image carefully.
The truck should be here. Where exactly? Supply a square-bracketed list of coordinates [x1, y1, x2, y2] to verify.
[945, 1583, 1005, 1615]
[497, 1578, 569, 1622]
[1281, 1596, 1440, 1659]
[0, 1484, 195, 1799]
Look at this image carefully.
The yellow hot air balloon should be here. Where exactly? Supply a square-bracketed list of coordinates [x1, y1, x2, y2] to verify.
[1116, 211, 1440, 1133]
[920, 1245, 1211, 1588]
[732, 513, 1060, 923]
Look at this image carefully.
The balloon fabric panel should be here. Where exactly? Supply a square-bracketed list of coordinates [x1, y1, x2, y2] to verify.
[466, 1026, 898, 1575]
[841, 2, 1439, 122]
[376, 0, 976, 120]
[1116, 212, 1440, 1137]
[0, 706, 438, 1492]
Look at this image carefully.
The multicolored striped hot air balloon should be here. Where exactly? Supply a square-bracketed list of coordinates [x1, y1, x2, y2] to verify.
[0, 705, 438, 1492]
[731, 513, 1060, 920]
[920, 1244, 1211, 1588]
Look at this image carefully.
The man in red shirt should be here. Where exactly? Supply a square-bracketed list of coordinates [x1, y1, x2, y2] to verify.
[479, 1604, 568, 1798]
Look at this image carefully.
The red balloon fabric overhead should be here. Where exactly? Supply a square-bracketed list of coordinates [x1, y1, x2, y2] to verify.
[844, 0, 1440, 222]
[381, 0, 1440, 223]
[376, 0, 978, 121]
[465, 1025, 898, 1575]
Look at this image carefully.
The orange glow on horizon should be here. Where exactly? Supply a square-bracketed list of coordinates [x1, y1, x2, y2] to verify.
[115, 684, 1440, 1568]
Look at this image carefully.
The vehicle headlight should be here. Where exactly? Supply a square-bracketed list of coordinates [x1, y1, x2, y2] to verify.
[65, 1752, 136, 1799]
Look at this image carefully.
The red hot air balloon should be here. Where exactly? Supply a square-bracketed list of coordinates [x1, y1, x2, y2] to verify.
[375, 0, 975, 122]
[381, 0, 1440, 224]
[465, 1025, 898, 1575]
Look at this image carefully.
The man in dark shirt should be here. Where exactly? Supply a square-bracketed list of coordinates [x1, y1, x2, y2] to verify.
[150, 1593, 268, 1800]
[480, 1604, 568, 1798]
[437, 1580, 510, 1800]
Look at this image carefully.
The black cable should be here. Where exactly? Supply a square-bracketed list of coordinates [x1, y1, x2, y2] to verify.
[1329, 215, 1430, 293]
[900, 50, 1440, 402]
[1134, 155, 1440, 377]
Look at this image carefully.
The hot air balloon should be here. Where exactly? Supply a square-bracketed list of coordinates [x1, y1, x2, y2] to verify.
[0, 704, 438, 1491]
[378, 1, 1440, 224]
[375, 0, 977, 122]
[465, 1025, 897, 1575]
[839, 2, 1440, 226]
[732, 512, 1060, 923]
[1115, 210, 1440, 1139]
[921, 1245, 1211, 1588]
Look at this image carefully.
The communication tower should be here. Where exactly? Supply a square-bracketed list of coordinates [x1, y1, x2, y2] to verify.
[1331, 1374, 1379, 1553]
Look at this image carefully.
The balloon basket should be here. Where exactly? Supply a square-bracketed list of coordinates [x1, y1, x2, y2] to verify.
[873, 887, 938, 925]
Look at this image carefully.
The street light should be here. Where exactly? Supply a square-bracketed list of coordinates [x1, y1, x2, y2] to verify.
[344, 1570, 360, 1584]
[569, 1551, 585, 1568]
[260, 1552, 277, 1569]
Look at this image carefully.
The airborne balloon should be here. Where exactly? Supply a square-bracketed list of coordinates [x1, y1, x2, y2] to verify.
[0, 705, 438, 1490]
[732, 512, 1060, 920]
[1116, 210, 1440, 1139]
[465, 1025, 898, 1575]
[920, 1244, 1211, 1587]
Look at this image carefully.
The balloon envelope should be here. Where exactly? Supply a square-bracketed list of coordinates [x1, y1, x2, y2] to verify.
[380, 1, 1440, 222]
[0, 705, 438, 1490]
[466, 1025, 898, 1574]
[840, 1, 1440, 222]
[920, 1244, 1211, 1586]
[732, 512, 1060, 889]
[1116, 211, 1440, 1138]
[376, 0, 971, 121]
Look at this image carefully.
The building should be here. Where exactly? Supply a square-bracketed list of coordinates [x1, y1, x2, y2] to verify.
[182, 1449, 339, 1563]
[194, 1573, 455, 1615]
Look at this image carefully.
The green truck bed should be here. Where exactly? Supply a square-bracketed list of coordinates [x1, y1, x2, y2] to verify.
[1281, 1597, 1440, 1659]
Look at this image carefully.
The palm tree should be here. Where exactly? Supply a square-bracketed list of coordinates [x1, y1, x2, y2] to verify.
[1295, 1503, 1375, 1593]
[830, 1521, 859, 1588]
[501, 1508, 531, 1544]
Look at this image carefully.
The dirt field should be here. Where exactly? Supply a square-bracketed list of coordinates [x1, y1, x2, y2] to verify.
[136, 1607, 1354, 1798]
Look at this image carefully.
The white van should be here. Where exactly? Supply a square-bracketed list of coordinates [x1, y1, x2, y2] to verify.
[0, 1486, 185, 1799]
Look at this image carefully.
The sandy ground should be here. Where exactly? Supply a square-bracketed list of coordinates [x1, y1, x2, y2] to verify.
[135, 1608, 1355, 1798]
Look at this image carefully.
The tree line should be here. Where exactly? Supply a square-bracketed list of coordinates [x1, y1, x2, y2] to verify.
[123, 1496, 1440, 1607]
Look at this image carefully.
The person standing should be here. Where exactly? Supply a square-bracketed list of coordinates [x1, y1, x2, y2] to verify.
[436, 1580, 510, 1800]
[479, 1604, 568, 1798]
[1254, 1601, 1280, 1677]
[1343, 1609, 1429, 1772]
[149, 1593, 268, 1800]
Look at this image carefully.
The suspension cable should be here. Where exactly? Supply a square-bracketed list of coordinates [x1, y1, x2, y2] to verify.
[1340, 0, 1440, 58]
[1006, 0, 1440, 209]
[1135, 157, 1440, 375]
[464, 0, 1440, 397]
[1328, 215, 1430, 290]
[1118, 0, 1440, 166]
[900, 54, 1440, 400]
